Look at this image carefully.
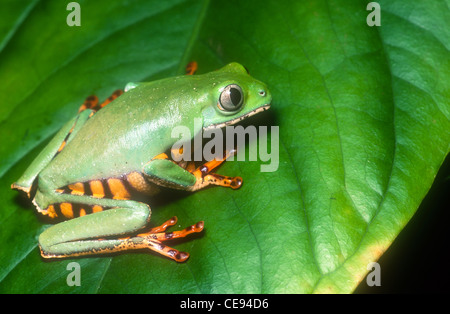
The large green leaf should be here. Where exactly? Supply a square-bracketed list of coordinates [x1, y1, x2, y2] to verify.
[0, 0, 448, 293]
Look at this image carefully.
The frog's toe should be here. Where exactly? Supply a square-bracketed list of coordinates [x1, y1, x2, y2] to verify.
[135, 219, 204, 262]
[144, 240, 190, 262]
[138, 220, 204, 241]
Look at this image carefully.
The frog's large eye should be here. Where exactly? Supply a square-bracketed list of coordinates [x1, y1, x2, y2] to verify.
[218, 84, 244, 112]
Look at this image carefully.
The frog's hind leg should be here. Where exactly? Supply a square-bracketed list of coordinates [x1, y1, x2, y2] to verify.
[78, 90, 123, 113]
[34, 186, 202, 262]
[134, 216, 204, 262]
[11, 109, 94, 197]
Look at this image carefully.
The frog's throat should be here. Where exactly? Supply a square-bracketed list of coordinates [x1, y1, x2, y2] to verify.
[203, 104, 270, 130]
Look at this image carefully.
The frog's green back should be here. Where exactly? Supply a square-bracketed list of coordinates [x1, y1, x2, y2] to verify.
[40, 77, 204, 188]
[38, 63, 271, 189]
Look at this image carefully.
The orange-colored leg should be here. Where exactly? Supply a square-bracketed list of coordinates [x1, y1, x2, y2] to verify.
[78, 95, 99, 112]
[185, 61, 198, 75]
[138, 217, 204, 240]
[136, 217, 204, 262]
[98, 89, 123, 109]
[115, 216, 203, 262]
[188, 149, 243, 191]
[78, 89, 123, 113]
[149, 149, 243, 191]
[143, 216, 178, 234]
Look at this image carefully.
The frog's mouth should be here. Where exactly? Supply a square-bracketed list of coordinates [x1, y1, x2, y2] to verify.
[203, 104, 271, 130]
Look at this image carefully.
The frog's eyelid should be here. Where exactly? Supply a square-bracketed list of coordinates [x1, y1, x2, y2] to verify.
[218, 84, 244, 111]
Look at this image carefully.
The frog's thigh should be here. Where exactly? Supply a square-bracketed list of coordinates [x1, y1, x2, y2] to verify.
[12, 109, 94, 194]
[36, 192, 151, 258]
[39, 206, 151, 258]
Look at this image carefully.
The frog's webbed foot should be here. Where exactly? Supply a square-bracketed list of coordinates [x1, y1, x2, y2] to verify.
[133, 216, 204, 262]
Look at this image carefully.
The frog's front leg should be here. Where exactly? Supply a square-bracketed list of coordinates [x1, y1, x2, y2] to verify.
[144, 150, 242, 191]
[34, 187, 203, 262]
[187, 149, 243, 191]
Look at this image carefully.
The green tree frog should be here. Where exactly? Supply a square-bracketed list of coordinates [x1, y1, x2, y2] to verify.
[12, 62, 272, 262]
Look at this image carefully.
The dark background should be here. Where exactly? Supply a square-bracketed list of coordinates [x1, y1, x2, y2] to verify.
[355, 154, 450, 293]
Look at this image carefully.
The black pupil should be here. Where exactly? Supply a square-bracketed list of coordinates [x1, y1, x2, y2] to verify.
[229, 87, 241, 106]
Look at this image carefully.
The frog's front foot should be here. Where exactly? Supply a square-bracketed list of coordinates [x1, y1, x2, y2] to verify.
[188, 149, 243, 191]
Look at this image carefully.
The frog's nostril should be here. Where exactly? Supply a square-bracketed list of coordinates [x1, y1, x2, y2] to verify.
[259, 90, 266, 97]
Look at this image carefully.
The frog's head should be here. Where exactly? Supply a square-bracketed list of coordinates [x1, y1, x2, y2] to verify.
[201, 63, 272, 130]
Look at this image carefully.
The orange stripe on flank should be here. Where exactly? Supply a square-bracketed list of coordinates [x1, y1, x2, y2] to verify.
[57, 141, 66, 152]
[127, 172, 152, 194]
[151, 153, 169, 160]
[90, 180, 105, 198]
[92, 205, 103, 213]
[107, 178, 130, 200]
[68, 182, 84, 195]
[45, 205, 58, 219]
[60, 203, 74, 219]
